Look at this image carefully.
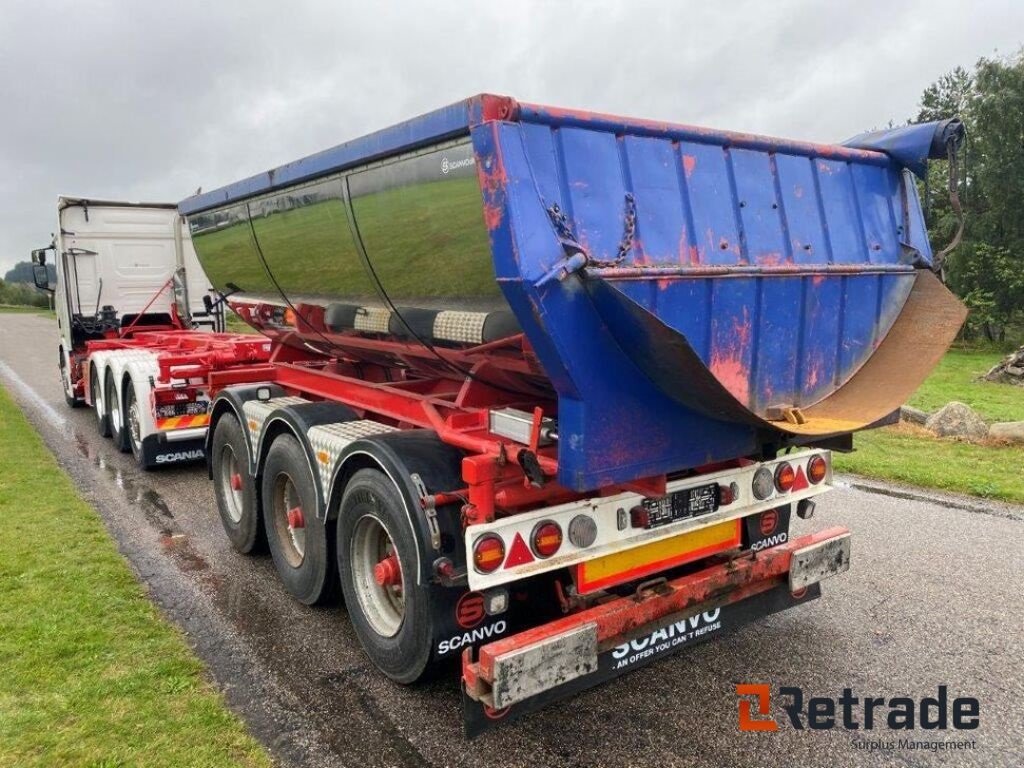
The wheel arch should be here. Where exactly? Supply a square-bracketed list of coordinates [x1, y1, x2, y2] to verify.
[205, 384, 286, 478]
[256, 402, 362, 519]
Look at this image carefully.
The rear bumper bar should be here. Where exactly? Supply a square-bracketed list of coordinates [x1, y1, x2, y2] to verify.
[462, 526, 850, 733]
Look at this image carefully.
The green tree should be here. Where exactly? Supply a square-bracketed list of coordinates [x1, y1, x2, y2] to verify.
[914, 52, 1024, 342]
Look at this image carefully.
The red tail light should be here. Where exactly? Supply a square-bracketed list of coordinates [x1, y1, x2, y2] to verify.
[473, 534, 505, 574]
[531, 521, 563, 558]
[808, 455, 828, 484]
[774, 462, 796, 493]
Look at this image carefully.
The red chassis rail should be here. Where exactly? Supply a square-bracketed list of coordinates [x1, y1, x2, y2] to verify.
[462, 526, 850, 708]
[206, 343, 576, 525]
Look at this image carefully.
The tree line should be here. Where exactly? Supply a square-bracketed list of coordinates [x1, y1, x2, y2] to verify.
[914, 50, 1024, 344]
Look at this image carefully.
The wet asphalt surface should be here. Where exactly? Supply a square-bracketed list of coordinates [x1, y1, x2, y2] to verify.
[1, 312, 1022, 768]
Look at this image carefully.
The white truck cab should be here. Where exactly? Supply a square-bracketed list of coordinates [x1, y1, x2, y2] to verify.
[31, 197, 227, 467]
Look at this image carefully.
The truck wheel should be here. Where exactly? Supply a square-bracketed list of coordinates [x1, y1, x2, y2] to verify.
[337, 468, 436, 684]
[92, 368, 111, 437]
[261, 434, 335, 605]
[212, 414, 265, 554]
[60, 356, 83, 408]
[124, 382, 145, 466]
[106, 375, 130, 452]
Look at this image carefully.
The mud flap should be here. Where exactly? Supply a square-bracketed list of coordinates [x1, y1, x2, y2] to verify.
[141, 433, 206, 469]
[462, 582, 820, 737]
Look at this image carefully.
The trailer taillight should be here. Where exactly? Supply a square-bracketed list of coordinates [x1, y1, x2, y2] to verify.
[473, 534, 505, 574]
[718, 481, 739, 506]
[567, 514, 597, 548]
[774, 462, 796, 493]
[808, 455, 827, 484]
[531, 521, 562, 558]
[752, 468, 774, 500]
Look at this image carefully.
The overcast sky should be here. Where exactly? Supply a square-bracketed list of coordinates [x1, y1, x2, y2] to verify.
[1, 0, 1021, 275]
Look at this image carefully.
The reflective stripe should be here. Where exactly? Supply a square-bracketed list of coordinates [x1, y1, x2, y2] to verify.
[156, 413, 212, 431]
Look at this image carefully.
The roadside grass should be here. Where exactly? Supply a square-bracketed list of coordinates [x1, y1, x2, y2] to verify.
[835, 347, 1024, 503]
[0, 385, 270, 768]
[0, 304, 53, 315]
[904, 347, 1021, 422]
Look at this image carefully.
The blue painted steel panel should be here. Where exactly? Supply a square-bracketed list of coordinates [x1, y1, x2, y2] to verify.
[181, 95, 962, 490]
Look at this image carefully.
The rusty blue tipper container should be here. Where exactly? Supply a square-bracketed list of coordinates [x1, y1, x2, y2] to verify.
[180, 95, 966, 491]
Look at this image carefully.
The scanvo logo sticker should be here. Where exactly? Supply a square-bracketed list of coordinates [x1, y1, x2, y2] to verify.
[737, 685, 980, 732]
[441, 156, 475, 174]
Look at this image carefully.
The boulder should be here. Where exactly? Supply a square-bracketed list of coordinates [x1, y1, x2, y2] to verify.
[988, 421, 1024, 444]
[924, 402, 988, 440]
[983, 345, 1024, 386]
[899, 405, 930, 425]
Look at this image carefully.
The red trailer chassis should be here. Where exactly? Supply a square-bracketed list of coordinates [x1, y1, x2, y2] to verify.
[196, 309, 851, 735]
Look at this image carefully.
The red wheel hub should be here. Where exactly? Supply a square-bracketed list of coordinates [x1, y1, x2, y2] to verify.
[374, 553, 402, 587]
[230, 473, 243, 492]
[287, 506, 305, 529]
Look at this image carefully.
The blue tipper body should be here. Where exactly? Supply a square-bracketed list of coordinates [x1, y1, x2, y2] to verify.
[180, 95, 966, 492]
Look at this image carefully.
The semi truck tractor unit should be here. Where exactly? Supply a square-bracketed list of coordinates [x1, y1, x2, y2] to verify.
[31, 198, 270, 468]
[176, 95, 967, 734]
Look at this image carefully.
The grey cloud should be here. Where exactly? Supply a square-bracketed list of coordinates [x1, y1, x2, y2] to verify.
[1, 0, 1021, 273]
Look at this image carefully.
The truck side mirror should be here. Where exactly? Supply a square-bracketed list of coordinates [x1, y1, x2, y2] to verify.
[31, 248, 48, 266]
[32, 263, 54, 292]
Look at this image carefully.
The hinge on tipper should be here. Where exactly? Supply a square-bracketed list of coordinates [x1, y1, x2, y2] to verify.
[535, 202, 589, 288]
[536, 193, 637, 287]
[766, 406, 807, 426]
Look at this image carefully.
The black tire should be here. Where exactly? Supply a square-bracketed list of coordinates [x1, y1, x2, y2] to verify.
[337, 468, 437, 684]
[123, 381, 145, 467]
[60, 355, 83, 409]
[261, 433, 335, 605]
[212, 414, 265, 554]
[92, 367, 111, 437]
[106, 374, 130, 452]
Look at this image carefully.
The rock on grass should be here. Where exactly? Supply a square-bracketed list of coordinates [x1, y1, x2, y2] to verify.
[924, 401, 988, 440]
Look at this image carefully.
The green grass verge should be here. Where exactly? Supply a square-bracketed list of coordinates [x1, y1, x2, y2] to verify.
[834, 423, 1024, 503]
[835, 347, 1024, 503]
[0, 304, 53, 315]
[0, 385, 271, 768]
[905, 347, 1021, 422]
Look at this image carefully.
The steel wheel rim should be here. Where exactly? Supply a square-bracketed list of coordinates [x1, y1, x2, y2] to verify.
[127, 394, 142, 452]
[351, 514, 404, 638]
[92, 376, 103, 422]
[108, 385, 121, 433]
[271, 472, 305, 567]
[219, 446, 244, 523]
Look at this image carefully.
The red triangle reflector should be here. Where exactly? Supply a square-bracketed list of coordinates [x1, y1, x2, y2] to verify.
[791, 465, 810, 492]
[504, 532, 535, 568]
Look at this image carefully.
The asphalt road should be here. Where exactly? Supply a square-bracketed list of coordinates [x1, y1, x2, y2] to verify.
[2, 312, 1022, 768]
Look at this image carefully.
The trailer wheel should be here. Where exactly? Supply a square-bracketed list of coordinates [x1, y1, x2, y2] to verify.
[124, 382, 145, 465]
[261, 434, 335, 605]
[212, 414, 265, 554]
[106, 374, 130, 452]
[92, 368, 111, 438]
[337, 468, 436, 684]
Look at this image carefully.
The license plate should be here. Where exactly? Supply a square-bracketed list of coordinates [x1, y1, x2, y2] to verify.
[640, 483, 718, 529]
